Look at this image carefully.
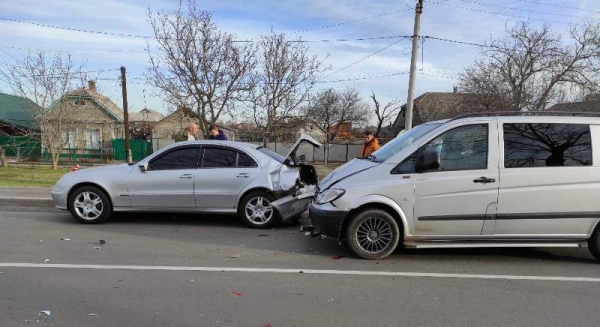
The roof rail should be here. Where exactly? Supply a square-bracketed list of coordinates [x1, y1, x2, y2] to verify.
[450, 111, 600, 121]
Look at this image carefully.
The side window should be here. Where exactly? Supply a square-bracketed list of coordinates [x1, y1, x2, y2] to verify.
[503, 123, 592, 168]
[149, 147, 200, 170]
[203, 147, 238, 168]
[393, 124, 488, 174]
[238, 151, 258, 168]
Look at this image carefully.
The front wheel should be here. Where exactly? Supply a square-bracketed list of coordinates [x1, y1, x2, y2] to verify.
[68, 186, 112, 224]
[238, 191, 279, 229]
[346, 209, 401, 260]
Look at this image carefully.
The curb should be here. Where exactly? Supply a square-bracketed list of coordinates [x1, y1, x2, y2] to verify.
[0, 196, 55, 208]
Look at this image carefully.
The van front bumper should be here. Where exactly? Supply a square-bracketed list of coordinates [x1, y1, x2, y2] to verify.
[309, 205, 348, 238]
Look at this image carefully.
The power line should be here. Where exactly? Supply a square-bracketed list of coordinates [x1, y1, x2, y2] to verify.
[459, 0, 600, 21]
[291, 8, 413, 34]
[322, 38, 409, 80]
[439, 3, 574, 25]
[515, 0, 600, 14]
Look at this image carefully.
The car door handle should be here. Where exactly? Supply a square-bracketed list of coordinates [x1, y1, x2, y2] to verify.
[473, 177, 495, 184]
[179, 174, 193, 179]
[236, 173, 250, 178]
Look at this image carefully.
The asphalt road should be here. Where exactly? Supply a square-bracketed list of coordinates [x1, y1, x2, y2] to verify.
[2, 209, 600, 327]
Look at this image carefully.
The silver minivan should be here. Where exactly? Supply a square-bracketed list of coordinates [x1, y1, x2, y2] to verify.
[305, 112, 600, 260]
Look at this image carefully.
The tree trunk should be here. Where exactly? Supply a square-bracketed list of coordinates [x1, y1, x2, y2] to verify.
[324, 140, 329, 166]
[51, 151, 59, 170]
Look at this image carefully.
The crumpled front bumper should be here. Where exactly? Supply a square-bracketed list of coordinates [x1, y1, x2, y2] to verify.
[309, 204, 348, 239]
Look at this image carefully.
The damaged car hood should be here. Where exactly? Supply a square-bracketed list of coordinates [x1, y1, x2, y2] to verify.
[284, 133, 321, 166]
[319, 158, 380, 191]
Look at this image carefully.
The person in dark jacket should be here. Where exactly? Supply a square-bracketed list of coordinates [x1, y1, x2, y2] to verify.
[207, 124, 228, 140]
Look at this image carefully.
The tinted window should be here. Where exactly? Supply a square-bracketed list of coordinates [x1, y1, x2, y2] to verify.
[149, 147, 200, 170]
[238, 152, 258, 167]
[203, 147, 238, 168]
[503, 123, 592, 168]
[371, 123, 441, 162]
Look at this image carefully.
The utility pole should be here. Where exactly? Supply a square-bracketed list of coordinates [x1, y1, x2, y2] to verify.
[121, 66, 132, 163]
[405, 0, 423, 131]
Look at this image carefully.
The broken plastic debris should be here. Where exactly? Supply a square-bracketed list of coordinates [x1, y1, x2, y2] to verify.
[98, 240, 106, 245]
[317, 234, 328, 239]
[327, 299, 334, 302]
[60, 238, 71, 241]
[94, 247, 101, 250]
[331, 255, 345, 260]
[44, 259, 51, 263]
[300, 226, 315, 232]
[39, 310, 51, 316]
[304, 232, 311, 236]
[229, 254, 241, 258]
[88, 313, 98, 316]
[231, 290, 243, 297]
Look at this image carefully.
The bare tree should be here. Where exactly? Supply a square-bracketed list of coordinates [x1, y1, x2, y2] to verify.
[370, 91, 400, 138]
[0, 51, 87, 169]
[251, 33, 326, 146]
[306, 87, 367, 165]
[147, 0, 257, 136]
[460, 21, 600, 111]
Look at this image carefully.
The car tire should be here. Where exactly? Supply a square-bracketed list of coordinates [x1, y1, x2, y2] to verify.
[68, 186, 112, 224]
[238, 191, 279, 229]
[588, 224, 600, 261]
[346, 209, 401, 260]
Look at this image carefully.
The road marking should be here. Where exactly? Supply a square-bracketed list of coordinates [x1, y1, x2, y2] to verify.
[0, 263, 599, 282]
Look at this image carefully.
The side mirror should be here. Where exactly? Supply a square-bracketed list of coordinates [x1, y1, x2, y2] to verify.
[138, 162, 148, 172]
[416, 148, 440, 173]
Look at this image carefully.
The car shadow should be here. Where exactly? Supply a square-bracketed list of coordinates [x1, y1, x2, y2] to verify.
[395, 246, 598, 264]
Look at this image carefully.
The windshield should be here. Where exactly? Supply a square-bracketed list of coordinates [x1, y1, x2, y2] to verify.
[257, 147, 285, 163]
[370, 123, 442, 162]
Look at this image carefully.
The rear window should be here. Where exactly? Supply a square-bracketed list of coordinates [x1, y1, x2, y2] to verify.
[257, 147, 285, 163]
[503, 123, 592, 168]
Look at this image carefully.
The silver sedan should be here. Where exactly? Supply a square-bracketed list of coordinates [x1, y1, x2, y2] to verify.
[51, 135, 320, 228]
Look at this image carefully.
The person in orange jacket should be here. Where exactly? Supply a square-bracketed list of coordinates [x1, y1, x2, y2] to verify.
[361, 130, 380, 157]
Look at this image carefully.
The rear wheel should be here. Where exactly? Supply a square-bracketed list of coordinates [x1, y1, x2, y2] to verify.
[346, 209, 400, 260]
[238, 191, 279, 229]
[68, 186, 111, 224]
[588, 223, 600, 261]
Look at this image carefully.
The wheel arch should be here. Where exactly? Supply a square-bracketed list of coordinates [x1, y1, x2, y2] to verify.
[236, 187, 273, 210]
[340, 196, 410, 240]
[67, 182, 113, 211]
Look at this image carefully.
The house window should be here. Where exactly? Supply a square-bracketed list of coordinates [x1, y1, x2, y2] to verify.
[61, 130, 77, 149]
[86, 130, 101, 149]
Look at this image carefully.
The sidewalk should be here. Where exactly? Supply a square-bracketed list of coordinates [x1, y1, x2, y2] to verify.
[0, 186, 54, 208]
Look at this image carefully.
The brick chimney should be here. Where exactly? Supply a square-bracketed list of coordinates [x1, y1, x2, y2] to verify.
[88, 80, 96, 93]
[453, 86, 458, 93]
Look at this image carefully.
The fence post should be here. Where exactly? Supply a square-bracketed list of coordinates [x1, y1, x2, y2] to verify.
[345, 144, 348, 162]
[16, 147, 20, 167]
[0, 146, 5, 167]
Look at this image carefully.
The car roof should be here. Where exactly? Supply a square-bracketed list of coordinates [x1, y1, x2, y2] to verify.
[446, 112, 600, 125]
[174, 140, 260, 150]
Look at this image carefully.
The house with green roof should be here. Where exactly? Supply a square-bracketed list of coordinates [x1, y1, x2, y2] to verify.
[0, 93, 39, 135]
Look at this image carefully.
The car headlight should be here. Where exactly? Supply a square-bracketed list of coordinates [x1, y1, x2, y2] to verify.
[316, 189, 345, 205]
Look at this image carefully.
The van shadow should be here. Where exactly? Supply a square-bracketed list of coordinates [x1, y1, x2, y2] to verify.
[395, 247, 598, 264]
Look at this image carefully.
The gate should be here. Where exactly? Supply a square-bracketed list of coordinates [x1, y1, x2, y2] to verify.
[112, 139, 152, 161]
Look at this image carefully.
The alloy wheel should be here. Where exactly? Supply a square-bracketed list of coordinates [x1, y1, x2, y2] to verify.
[355, 217, 394, 254]
[244, 196, 274, 225]
[73, 191, 104, 220]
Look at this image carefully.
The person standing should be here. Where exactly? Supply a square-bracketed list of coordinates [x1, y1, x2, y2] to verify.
[361, 131, 380, 157]
[207, 124, 228, 140]
[186, 122, 199, 141]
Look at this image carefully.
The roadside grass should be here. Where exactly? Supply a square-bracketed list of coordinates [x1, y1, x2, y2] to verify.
[0, 166, 70, 187]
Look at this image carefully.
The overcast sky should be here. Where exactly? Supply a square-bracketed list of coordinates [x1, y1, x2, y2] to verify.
[1, 0, 599, 123]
